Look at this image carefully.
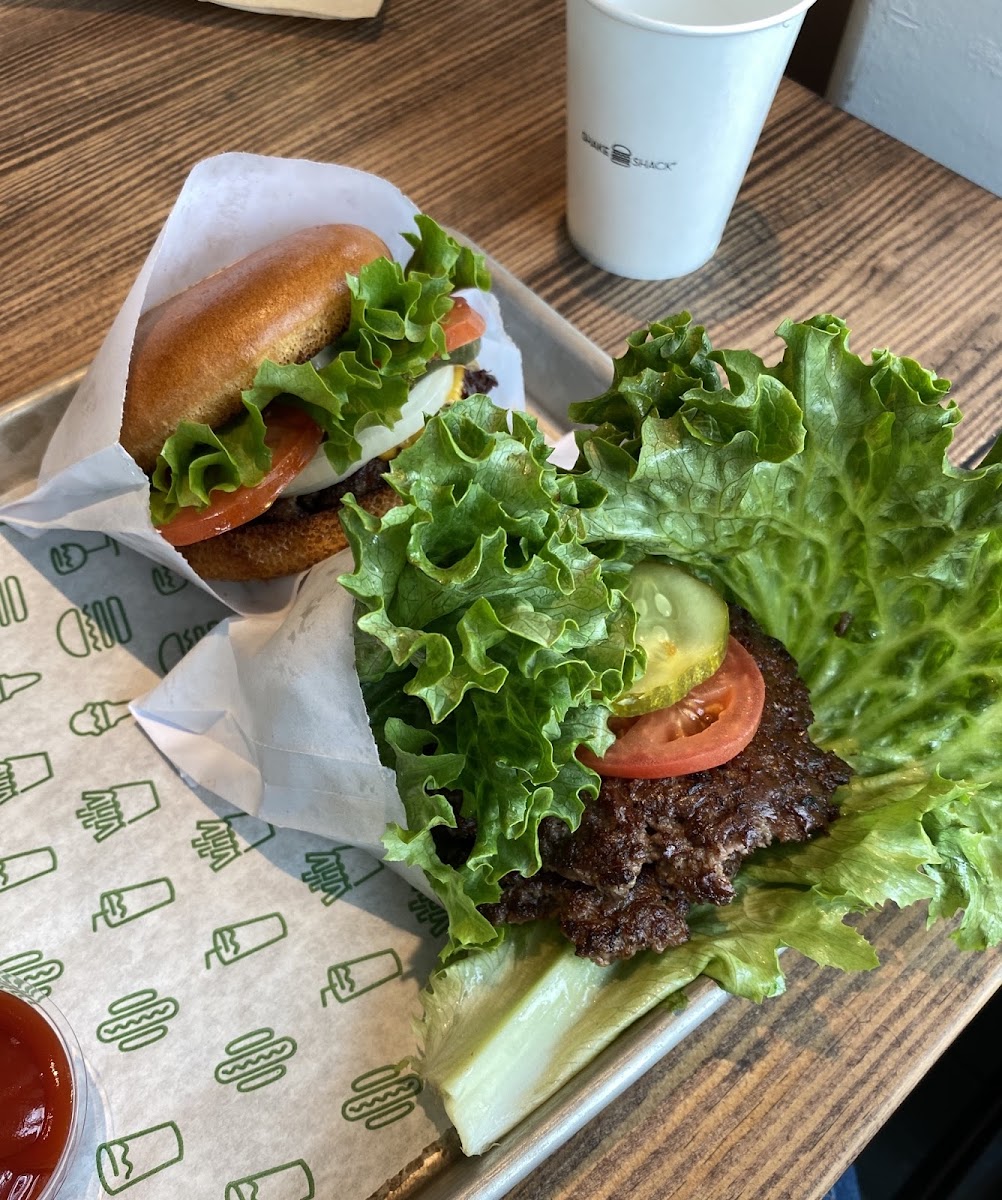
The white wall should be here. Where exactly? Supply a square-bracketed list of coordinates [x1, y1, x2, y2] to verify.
[828, 0, 1002, 198]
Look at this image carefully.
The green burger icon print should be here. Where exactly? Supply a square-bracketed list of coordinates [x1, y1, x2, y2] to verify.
[49, 534, 120, 576]
[55, 595, 132, 657]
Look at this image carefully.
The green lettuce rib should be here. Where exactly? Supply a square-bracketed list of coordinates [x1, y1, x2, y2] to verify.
[149, 216, 489, 527]
[340, 312, 1002, 1151]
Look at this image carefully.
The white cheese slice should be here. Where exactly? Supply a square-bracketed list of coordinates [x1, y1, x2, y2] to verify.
[281, 365, 464, 498]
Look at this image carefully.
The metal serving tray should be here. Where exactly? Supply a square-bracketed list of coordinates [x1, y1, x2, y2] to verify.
[0, 255, 730, 1200]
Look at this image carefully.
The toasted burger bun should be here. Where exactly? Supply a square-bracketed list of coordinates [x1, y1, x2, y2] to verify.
[121, 223, 391, 473]
[180, 481, 401, 582]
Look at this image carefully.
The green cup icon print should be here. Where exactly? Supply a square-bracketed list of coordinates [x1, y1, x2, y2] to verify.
[93, 879, 175, 930]
[0, 751, 53, 805]
[0, 575, 28, 627]
[96, 1121, 183, 1194]
[214, 1028, 297, 1092]
[0, 949, 64, 998]
[320, 950, 402, 1007]
[0, 671, 42, 705]
[341, 1064, 423, 1131]
[225, 1160, 315, 1200]
[70, 699, 133, 737]
[56, 596, 132, 657]
[50, 534, 120, 576]
[77, 781, 160, 842]
[0, 847, 57, 893]
[205, 913, 287, 969]
[97, 989, 180, 1052]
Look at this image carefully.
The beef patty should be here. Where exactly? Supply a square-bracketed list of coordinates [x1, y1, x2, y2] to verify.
[436, 607, 852, 965]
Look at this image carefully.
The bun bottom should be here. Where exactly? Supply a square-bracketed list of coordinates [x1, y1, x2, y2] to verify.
[180, 483, 400, 581]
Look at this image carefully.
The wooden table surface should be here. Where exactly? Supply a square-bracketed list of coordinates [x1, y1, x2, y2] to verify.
[4, 2, 1002, 1198]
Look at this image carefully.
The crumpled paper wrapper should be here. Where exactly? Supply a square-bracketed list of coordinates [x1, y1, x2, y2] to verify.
[132, 549, 435, 897]
[0, 152, 524, 617]
[200, 0, 381, 16]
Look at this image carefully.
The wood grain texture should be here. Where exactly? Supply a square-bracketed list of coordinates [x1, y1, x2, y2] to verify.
[2, 2, 1001, 1197]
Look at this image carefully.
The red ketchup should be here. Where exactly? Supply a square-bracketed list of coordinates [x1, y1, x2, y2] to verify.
[0, 989, 74, 1200]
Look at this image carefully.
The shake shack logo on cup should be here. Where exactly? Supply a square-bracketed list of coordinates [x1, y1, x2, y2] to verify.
[581, 130, 676, 171]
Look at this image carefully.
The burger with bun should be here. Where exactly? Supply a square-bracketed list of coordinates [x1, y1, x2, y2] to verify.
[120, 216, 493, 581]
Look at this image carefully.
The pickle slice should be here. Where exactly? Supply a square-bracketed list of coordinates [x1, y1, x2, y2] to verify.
[614, 561, 729, 717]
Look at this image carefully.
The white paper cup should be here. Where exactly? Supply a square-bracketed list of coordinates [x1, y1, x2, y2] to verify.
[566, 0, 817, 279]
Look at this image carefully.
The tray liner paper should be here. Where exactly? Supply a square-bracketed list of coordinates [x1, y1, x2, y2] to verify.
[0, 520, 451, 1198]
[0, 152, 524, 618]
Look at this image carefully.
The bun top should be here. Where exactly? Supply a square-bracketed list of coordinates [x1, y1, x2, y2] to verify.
[121, 223, 390, 472]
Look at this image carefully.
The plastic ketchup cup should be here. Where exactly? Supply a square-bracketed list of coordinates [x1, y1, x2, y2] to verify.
[0, 979, 85, 1199]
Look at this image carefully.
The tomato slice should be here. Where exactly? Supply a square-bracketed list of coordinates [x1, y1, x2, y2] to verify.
[441, 296, 486, 352]
[157, 404, 324, 547]
[580, 637, 766, 778]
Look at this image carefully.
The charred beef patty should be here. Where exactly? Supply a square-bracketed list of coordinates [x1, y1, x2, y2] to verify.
[436, 606, 852, 965]
[257, 366, 498, 525]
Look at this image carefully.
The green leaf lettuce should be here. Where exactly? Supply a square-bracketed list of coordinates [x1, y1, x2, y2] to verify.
[149, 215, 489, 527]
[340, 312, 1002, 1152]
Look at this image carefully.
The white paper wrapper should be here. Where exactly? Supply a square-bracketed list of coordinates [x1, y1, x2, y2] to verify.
[0, 519, 451, 1200]
[0, 152, 524, 617]
[132, 549, 436, 897]
[200, 0, 382, 16]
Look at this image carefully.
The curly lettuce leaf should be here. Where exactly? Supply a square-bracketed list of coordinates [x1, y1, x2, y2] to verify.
[342, 312, 1002, 1151]
[149, 216, 488, 526]
[339, 395, 645, 956]
[578, 313, 1002, 946]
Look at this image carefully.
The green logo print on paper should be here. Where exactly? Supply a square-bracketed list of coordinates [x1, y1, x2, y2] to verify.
[97, 989, 180, 1052]
[192, 813, 275, 871]
[69, 699, 132, 737]
[214, 1028, 297, 1092]
[0, 751, 53, 805]
[301, 846, 383, 905]
[50, 534, 120, 576]
[157, 620, 220, 673]
[408, 889, 449, 938]
[151, 565, 188, 596]
[56, 596, 132, 657]
[0, 671, 41, 705]
[341, 1064, 423, 1131]
[77, 781, 160, 842]
[93, 878, 175, 930]
[0, 949, 64, 998]
[321, 950, 402, 1007]
[0, 847, 57, 893]
[0, 575, 28, 628]
[205, 912, 287, 969]
[225, 1159, 315, 1200]
[96, 1120, 183, 1194]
